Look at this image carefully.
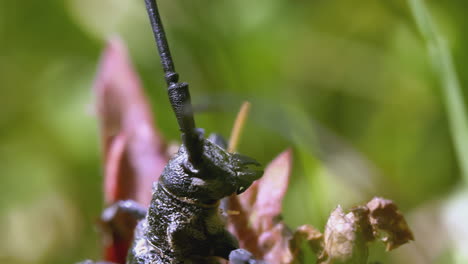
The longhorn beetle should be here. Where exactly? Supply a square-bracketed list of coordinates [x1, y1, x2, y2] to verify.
[82, 0, 265, 263]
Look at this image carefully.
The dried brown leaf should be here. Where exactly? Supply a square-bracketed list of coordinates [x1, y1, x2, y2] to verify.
[291, 225, 323, 255]
[319, 206, 369, 264]
[366, 197, 414, 251]
[318, 197, 414, 264]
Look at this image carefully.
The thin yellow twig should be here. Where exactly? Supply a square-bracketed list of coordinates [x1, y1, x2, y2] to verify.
[228, 101, 251, 153]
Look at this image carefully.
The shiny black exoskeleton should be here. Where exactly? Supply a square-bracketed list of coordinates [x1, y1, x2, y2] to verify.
[126, 139, 263, 264]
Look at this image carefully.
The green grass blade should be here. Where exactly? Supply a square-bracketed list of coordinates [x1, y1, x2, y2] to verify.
[409, 0, 468, 184]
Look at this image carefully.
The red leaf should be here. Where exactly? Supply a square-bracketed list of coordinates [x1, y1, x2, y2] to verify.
[226, 195, 262, 257]
[94, 37, 170, 263]
[103, 133, 131, 205]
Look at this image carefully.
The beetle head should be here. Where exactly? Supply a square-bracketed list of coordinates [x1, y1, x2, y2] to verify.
[160, 139, 263, 204]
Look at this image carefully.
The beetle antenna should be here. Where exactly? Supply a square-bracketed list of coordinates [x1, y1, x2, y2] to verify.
[144, 0, 203, 165]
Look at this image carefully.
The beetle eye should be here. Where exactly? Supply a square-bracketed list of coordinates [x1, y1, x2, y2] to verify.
[236, 186, 245, 194]
[231, 153, 260, 168]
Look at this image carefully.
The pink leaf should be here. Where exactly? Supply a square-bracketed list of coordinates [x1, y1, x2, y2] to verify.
[259, 223, 294, 264]
[94, 37, 169, 206]
[94, 37, 170, 263]
[227, 149, 293, 260]
[252, 148, 293, 232]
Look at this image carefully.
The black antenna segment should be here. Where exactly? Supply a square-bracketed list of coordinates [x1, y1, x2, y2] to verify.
[144, 0, 203, 165]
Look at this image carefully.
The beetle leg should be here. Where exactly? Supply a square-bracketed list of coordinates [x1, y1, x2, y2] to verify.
[101, 200, 147, 222]
[99, 200, 147, 263]
[207, 133, 228, 149]
[229, 249, 267, 264]
[211, 230, 239, 259]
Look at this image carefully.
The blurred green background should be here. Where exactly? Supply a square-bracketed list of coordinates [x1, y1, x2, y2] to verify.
[1, 0, 468, 263]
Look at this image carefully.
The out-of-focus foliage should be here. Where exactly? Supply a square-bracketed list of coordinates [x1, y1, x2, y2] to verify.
[409, 1, 468, 263]
[1, 0, 468, 263]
